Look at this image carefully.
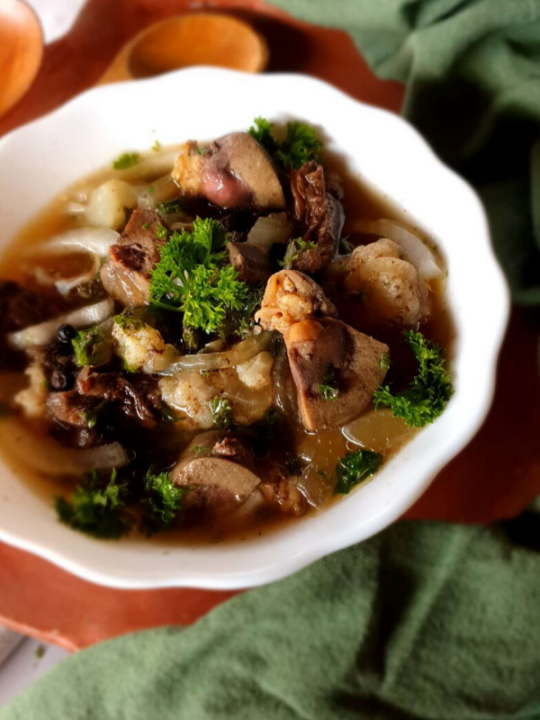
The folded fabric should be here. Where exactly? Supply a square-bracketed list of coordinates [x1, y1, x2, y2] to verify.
[2, 503, 539, 719]
[267, 0, 540, 304]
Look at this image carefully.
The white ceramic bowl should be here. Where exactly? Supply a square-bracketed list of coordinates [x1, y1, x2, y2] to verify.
[0, 68, 509, 589]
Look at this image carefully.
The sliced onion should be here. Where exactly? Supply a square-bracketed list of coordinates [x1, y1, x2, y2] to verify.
[353, 219, 443, 280]
[272, 343, 295, 415]
[8, 298, 115, 350]
[247, 213, 291, 247]
[158, 332, 272, 375]
[26, 228, 119, 295]
[115, 148, 180, 181]
[0, 420, 129, 476]
[28, 228, 119, 258]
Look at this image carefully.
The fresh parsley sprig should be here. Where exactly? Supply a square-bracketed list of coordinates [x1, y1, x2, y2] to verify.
[55, 469, 134, 539]
[334, 450, 383, 495]
[142, 470, 189, 535]
[249, 117, 323, 169]
[373, 331, 452, 428]
[149, 218, 248, 334]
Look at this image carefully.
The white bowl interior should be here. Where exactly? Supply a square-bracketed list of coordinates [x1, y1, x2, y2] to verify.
[0, 69, 509, 588]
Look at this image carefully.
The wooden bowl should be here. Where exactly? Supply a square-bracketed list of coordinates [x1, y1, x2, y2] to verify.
[0, 0, 43, 117]
[99, 13, 269, 84]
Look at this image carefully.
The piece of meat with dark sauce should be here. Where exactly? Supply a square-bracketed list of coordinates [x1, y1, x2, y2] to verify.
[47, 390, 101, 428]
[227, 242, 272, 284]
[31, 341, 76, 391]
[290, 161, 344, 273]
[100, 209, 168, 308]
[75, 367, 159, 427]
[284, 318, 389, 431]
[172, 133, 286, 210]
[0, 282, 53, 367]
[258, 462, 308, 517]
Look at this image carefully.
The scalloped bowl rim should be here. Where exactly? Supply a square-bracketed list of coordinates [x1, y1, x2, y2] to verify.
[0, 68, 509, 589]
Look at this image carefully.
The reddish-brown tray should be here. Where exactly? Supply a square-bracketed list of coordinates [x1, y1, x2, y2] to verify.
[0, 0, 538, 652]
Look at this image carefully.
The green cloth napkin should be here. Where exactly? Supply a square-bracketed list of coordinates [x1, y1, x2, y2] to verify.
[2, 1, 540, 717]
[2, 505, 540, 719]
[270, 0, 540, 304]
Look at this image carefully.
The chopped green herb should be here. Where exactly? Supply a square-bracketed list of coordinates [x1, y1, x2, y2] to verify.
[34, 645, 46, 660]
[195, 146, 205, 156]
[373, 331, 452, 428]
[113, 309, 145, 332]
[72, 326, 110, 367]
[249, 118, 323, 169]
[160, 402, 177, 422]
[157, 198, 183, 216]
[194, 445, 212, 456]
[81, 408, 99, 429]
[318, 469, 329, 480]
[222, 284, 264, 337]
[249, 117, 279, 156]
[379, 353, 391, 371]
[280, 237, 317, 269]
[142, 470, 188, 534]
[334, 450, 382, 495]
[148, 185, 155, 194]
[318, 367, 339, 401]
[285, 455, 303, 476]
[152, 139, 162, 152]
[55, 469, 134, 539]
[263, 406, 284, 426]
[142, 222, 149, 230]
[149, 218, 248, 334]
[210, 394, 233, 429]
[276, 121, 323, 169]
[339, 238, 354, 254]
[113, 152, 140, 170]
[155, 223, 169, 240]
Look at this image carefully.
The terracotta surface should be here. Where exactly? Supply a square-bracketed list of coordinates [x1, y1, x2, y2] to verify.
[0, 0, 538, 652]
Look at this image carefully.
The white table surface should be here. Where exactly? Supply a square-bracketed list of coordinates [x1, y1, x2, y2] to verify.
[0, 632, 68, 709]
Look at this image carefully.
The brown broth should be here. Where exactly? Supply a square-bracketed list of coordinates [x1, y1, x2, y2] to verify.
[0, 146, 455, 544]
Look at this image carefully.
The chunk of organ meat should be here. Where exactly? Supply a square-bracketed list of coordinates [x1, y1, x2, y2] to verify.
[46, 390, 101, 428]
[0, 282, 53, 367]
[343, 238, 430, 326]
[75, 367, 159, 427]
[289, 161, 344, 273]
[30, 342, 76, 392]
[255, 270, 336, 334]
[284, 318, 389, 431]
[258, 462, 308, 516]
[172, 133, 286, 211]
[100, 209, 168, 308]
[227, 242, 272, 284]
[170, 433, 261, 517]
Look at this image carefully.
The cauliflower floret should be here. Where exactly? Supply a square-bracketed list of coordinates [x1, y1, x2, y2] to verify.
[86, 179, 138, 230]
[159, 362, 274, 429]
[171, 141, 204, 196]
[14, 363, 47, 418]
[112, 320, 178, 373]
[236, 351, 273, 390]
[159, 372, 216, 428]
[344, 238, 430, 326]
